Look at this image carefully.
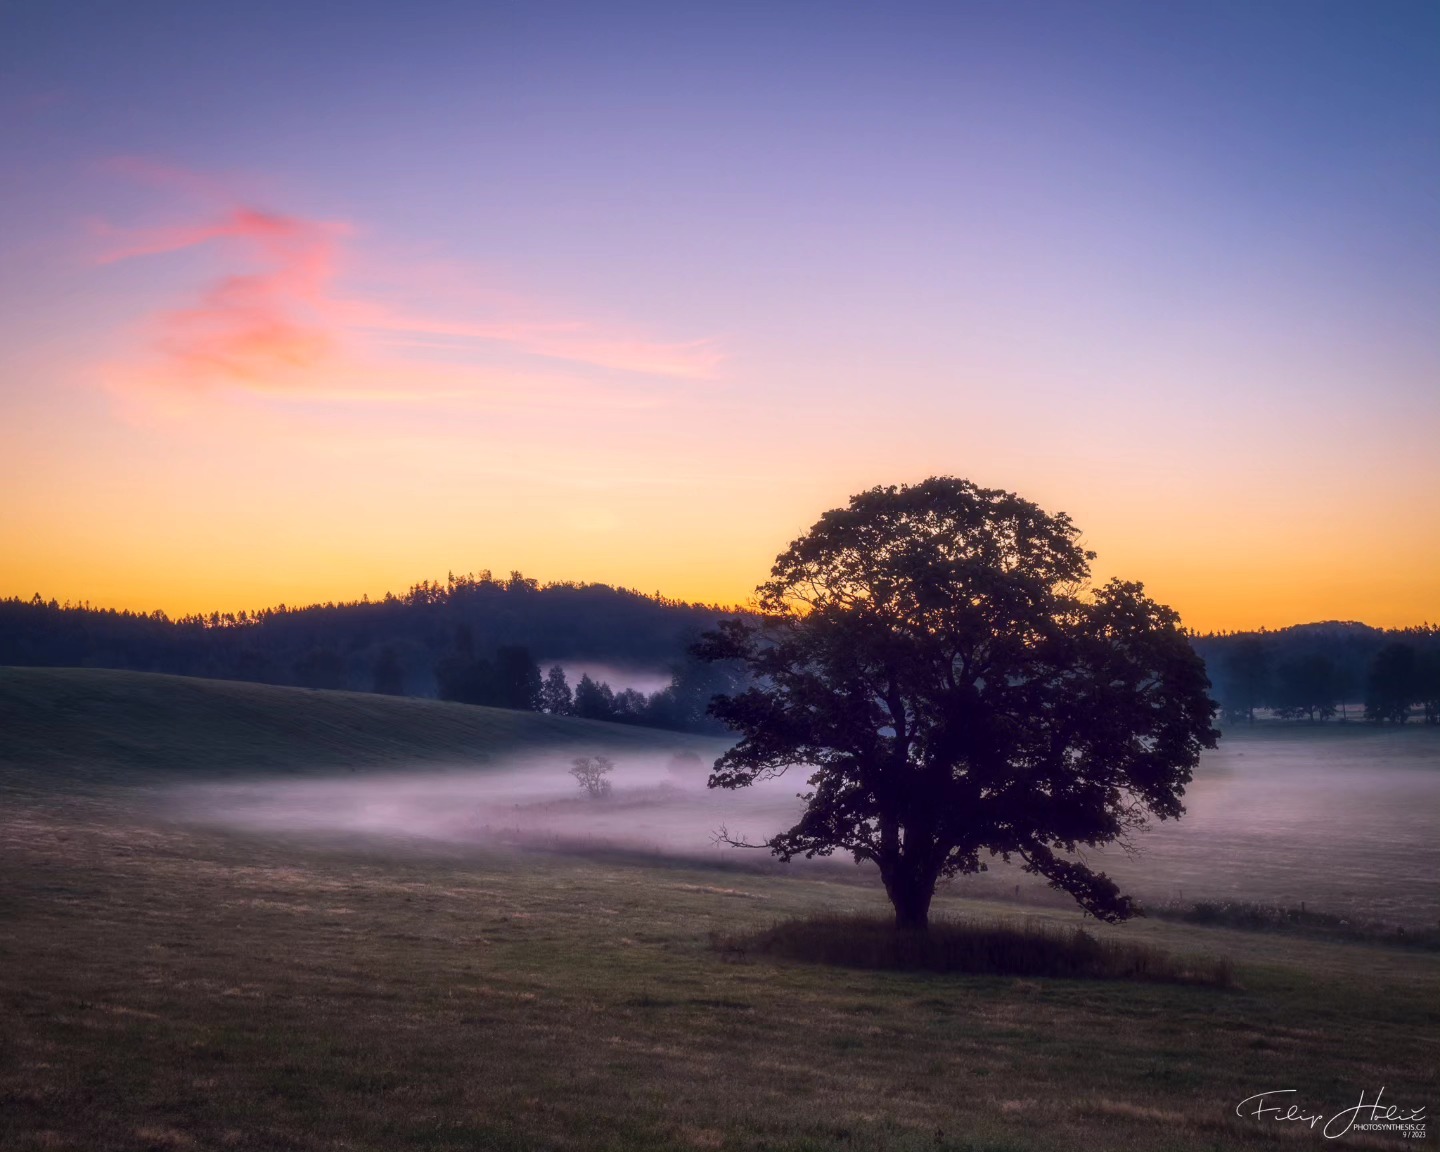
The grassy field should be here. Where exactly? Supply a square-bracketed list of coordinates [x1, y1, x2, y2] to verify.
[0, 668, 720, 785]
[1, 669, 1436, 1151]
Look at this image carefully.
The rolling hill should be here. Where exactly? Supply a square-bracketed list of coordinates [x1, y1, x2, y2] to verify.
[0, 667, 722, 784]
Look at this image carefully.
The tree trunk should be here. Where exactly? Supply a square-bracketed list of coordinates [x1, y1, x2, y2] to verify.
[883, 868, 935, 932]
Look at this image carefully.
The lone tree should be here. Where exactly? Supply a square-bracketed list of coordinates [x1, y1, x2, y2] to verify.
[570, 754, 615, 799]
[696, 477, 1218, 930]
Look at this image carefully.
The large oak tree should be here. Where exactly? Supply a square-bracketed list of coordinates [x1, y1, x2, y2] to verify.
[697, 478, 1218, 930]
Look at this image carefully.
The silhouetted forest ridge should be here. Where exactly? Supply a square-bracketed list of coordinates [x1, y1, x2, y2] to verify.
[2, 577, 1437, 728]
[0, 572, 748, 733]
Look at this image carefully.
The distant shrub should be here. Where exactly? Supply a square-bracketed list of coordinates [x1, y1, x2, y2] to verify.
[665, 750, 707, 782]
[714, 914, 1232, 986]
[569, 754, 615, 799]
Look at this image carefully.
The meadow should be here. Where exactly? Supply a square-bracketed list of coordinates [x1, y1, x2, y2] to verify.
[1, 669, 1436, 1151]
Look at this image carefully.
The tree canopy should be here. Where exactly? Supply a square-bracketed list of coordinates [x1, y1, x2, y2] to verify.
[697, 477, 1219, 929]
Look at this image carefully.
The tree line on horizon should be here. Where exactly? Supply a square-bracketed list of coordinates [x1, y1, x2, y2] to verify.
[0, 572, 744, 734]
[1194, 624, 1440, 725]
[427, 624, 744, 733]
[1, 574, 1436, 729]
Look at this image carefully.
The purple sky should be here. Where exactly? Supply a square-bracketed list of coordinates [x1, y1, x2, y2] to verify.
[2, 1, 1437, 627]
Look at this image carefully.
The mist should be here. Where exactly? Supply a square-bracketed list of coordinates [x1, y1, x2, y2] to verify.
[166, 729, 1439, 927]
[1088, 729, 1440, 925]
[547, 662, 674, 697]
[168, 748, 806, 863]
[945, 729, 1440, 926]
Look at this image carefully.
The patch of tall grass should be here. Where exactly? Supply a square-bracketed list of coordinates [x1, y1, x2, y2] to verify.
[714, 914, 1233, 986]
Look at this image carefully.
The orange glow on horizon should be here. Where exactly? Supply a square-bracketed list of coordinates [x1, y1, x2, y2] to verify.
[5, 477, 1436, 634]
[3, 161, 1435, 639]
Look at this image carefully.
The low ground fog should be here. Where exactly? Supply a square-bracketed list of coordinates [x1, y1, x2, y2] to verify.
[169, 727, 1440, 926]
[1086, 727, 1440, 925]
[168, 750, 803, 868]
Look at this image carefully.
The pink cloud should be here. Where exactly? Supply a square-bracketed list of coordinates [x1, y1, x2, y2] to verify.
[101, 207, 345, 393]
[95, 165, 721, 408]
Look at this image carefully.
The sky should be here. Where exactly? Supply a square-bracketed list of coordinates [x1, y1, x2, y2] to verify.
[1, 0, 1436, 631]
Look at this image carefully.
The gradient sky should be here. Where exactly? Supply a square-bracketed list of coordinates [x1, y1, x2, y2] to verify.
[2, 0, 1437, 630]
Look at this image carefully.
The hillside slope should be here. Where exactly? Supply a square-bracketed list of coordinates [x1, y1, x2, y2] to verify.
[0, 667, 722, 783]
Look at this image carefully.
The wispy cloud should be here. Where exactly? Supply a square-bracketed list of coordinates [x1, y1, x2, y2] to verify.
[95, 161, 721, 410]
[97, 207, 348, 394]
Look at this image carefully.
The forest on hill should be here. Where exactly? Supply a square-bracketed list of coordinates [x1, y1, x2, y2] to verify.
[2, 574, 1436, 729]
[0, 572, 744, 733]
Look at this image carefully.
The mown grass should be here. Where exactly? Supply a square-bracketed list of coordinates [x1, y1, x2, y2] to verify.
[1, 669, 1436, 1151]
[718, 915, 1233, 986]
[1147, 899, 1440, 951]
[0, 667, 721, 785]
[4, 791, 1435, 1152]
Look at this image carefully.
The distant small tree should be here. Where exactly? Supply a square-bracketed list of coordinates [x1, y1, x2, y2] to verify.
[570, 754, 614, 798]
[541, 665, 573, 715]
[665, 750, 707, 782]
[1365, 642, 1418, 724]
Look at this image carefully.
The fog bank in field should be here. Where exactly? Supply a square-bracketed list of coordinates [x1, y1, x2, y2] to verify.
[955, 727, 1440, 926]
[170, 750, 805, 865]
[548, 663, 673, 697]
[1090, 727, 1440, 925]
[171, 728, 1440, 926]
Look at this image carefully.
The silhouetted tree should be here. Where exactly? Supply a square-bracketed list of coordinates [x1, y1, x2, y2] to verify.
[435, 652, 494, 705]
[573, 673, 615, 721]
[1366, 642, 1419, 724]
[697, 478, 1218, 931]
[1418, 651, 1440, 726]
[492, 646, 543, 710]
[610, 687, 649, 723]
[372, 645, 404, 695]
[540, 665, 573, 715]
[1271, 654, 1338, 721]
[652, 653, 748, 732]
[1219, 638, 1270, 724]
[1332, 657, 1361, 721]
